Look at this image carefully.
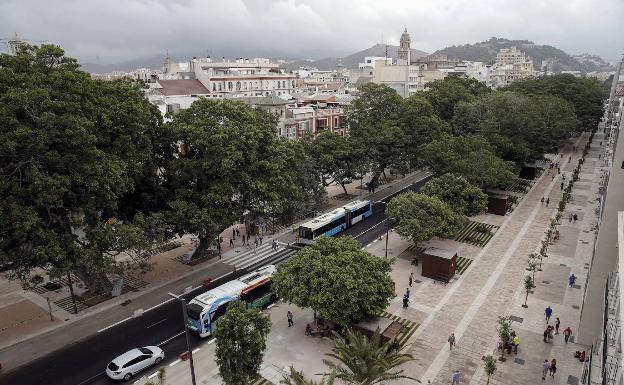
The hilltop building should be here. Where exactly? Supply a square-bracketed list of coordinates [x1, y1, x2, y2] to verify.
[489, 47, 536, 88]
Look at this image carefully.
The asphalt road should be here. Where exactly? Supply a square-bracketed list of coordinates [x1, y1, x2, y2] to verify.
[1, 172, 432, 385]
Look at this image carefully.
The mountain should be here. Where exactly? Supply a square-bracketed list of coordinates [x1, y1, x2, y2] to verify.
[80, 55, 166, 73]
[432, 37, 613, 73]
[280, 44, 429, 71]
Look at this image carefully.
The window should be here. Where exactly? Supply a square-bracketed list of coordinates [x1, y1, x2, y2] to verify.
[212, 83, 216, 91]
[236, 81, 241, 90]
[351, 204, 370, 218]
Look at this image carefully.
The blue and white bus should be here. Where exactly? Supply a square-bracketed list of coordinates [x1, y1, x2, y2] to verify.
[298, 200, 373, 244]
[186, 265, 276, 337]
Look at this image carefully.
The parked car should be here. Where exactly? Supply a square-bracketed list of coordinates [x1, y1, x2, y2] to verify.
[106, 346, 164, 381]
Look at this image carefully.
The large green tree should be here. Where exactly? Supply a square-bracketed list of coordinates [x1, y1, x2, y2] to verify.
[0, 45, 169, 294]
[424, 75, 490, 121]
[272, 237, 395, 325]
[214, 301, 272, 385]
[386, 192, 464, 248]
[305, 131, 363, 196]
[421, 173, 487, 216]
[166, 98, 317, 258]
[323, 329, 415, 385]
[504, 74, 604, 130]
[346, 83, 407, 186]
[419, 135, 517, 189]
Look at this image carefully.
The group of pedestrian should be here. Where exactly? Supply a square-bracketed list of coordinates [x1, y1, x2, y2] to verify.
[568, 212, 578, 223]
[541, 197, 550, 206]
[271, 239, 279, 251]
[541, 358, 558, 380]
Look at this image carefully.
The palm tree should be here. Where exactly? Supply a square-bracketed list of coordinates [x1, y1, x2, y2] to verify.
[281, 367, 335, 385]
[322, 329, 417, 385]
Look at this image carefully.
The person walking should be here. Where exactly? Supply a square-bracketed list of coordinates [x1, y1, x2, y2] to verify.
[569, 212, 573, 222]
[242, 234, 246, 246]
[452, 370, 461, 385]
[229, 238, 234, 247]
[546, 198, 550, 206]
[512, 335, 519, 354]
[402, 294, 409, 308]
[405, 288, 410, 299]
[550, 358, 557, 377]
[409, 273, 414, 287]
[573, 213, 578, 222]
[543, 328, 549, 343]
[259, 235, 263, 245]
[545, 306, 553, 322]
[561, 181, 564, 191]
[541, 197, 545, 205]
[448, 333, 456, 350]
[287, 311, 294, 327]
[236, 227, 240, 237]
[542, 359, 551, 380]
[555, 317, 561, 334]
[563, 327, 572, 343]
[232, 228, 236, 239]
[547, 326, 554, 342]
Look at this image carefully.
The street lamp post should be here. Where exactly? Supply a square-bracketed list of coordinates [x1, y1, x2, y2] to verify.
[168, 292, 197, 385]
[385, 222, 389, 258]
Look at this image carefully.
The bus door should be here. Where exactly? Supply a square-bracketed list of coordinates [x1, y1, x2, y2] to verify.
[344, 208, 353, 227]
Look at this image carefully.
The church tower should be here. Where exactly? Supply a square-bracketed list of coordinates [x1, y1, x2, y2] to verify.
[398, 28, 411, 65]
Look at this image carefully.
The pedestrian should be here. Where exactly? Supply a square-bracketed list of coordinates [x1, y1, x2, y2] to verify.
[543, 328, 549, 343]
[573, 213, 578, 222]
[552, 174, 555, 181]
[513, 334, 519, 353]
[545, 306, 552, 322]
[242, 234, 246, 245]
[452, 370, 461, 385]
[426, 380, 432, 385]
[402, 294, 409, 308]
[448, 333, 456, 350]
[254, 237, 259, 247]
[405, 288, 410, 299]
[232, 228, 236, 239]
[229, 238, 234, 247]
[555, 317, 560, 334]
[541, 197, 545, 205]
[557, 168, 560, 174]
[569, 156, 572, 162]
[542, 359, 551, 380]
[236, 227, 240, 237]
[548, 326, 554, 342]
[409, 272, 414, 287]
[569, 274, 577, 287]
[563, 327, 572, 343]
[561, 181, 564, 191]
[563, 174, 566, 181]
[550, 358, 557, 377]
[546, 198, 550, 206]
[569, 212, 573, 222]
[259, 235, 263, 245]
[287, 311, 294, 327]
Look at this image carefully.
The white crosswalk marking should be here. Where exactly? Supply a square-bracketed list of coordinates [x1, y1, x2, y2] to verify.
[221, 242, 287, 269]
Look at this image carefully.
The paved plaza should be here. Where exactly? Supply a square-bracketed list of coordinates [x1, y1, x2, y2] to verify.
[130, 131, 607, 385]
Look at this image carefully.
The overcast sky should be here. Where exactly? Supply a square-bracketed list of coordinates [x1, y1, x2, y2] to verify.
[1, 0, 622, 64]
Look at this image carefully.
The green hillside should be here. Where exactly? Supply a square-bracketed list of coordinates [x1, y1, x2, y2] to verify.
[433, 37, 612, 73]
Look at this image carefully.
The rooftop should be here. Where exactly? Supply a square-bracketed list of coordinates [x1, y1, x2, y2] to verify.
[156, 79, 210, 96]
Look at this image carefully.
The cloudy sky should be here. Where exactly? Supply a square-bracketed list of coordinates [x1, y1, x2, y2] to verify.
[1, 0, 622, 65]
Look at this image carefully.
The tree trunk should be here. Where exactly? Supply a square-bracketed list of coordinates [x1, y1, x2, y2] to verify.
[74, 267, 113, 296]
[339, 182, 349, 196]
[192, 236, 213, 259]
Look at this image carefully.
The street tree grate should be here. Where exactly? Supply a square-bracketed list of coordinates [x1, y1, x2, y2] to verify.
[455, 257, 473, 275]
[567, 375, 579, 385]
[510, 315, 524, 323]
[380, 311, 419, 346]
[572, 305, 580, 309]
[514, 358, 525, 365]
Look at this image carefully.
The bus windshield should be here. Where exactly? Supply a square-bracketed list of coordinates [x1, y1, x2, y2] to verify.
[299, 227, 313, 240]
[186, 303, 203, 321]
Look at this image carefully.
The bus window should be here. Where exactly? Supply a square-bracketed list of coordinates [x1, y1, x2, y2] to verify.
[187, 303, 203, 321]
[299, 227, 313, 240]
[210, 302, 229, 323]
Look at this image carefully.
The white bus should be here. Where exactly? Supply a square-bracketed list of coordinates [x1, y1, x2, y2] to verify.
[298, 200, 373, 244]
[186, 265, 276, 337]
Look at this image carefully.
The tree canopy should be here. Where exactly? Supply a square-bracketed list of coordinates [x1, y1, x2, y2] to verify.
[166, 98, 317, 257]
[0, 45, 168, 293]
[419, 135, 517, 189]
[420, 173, 487, 216]
[214, 301, 272, 385]
[504, 74, 604, 130]
[386, 192, 464, 247]
[272, 237, 395, 325]
[424, 75, 491, 121]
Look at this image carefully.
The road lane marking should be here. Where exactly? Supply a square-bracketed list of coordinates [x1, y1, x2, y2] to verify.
[157, 330, 185, 346]
[208, 338, 216, 344]
[148, 372, 158, 379]
[169, 359, 181, 367]
[147, 318, 167, 329]
[354, 219, 387, 239]
[76, 372, 105, 385]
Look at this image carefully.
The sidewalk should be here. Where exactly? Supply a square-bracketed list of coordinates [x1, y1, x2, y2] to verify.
[0, 170, 423, 373]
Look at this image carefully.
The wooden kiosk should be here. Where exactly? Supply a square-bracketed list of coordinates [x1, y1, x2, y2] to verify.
[487, 193, 508, 216]
[421, 247, 457, 283]
[349, 316, 402, 345]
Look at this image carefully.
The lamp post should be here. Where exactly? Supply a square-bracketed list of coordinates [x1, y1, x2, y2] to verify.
[381, 202, 390, 258]
[168, 292, 197, 385]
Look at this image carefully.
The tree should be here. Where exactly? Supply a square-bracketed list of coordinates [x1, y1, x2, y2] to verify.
[399, 94, 450, 166]
[424, 75, 490, 121]
[272, 237, 394, 325]
[214, 301, 272, 385]
[166, 98, 317, 258]
[504, 74, 604, 130]
[305, 131, 362, 196]
[386, 192, 464, 248]
[522, 275, 533, 308]
[419, 135, 517, 189]
[346, 83, 407, 186]
[281, 367, 335, 385]
[322, 329, 415, 385]
[496, 316, 512, 361]
[420, 173, 487, 216]
[483, 355, 497, 385]
[0, 45, 169, 294]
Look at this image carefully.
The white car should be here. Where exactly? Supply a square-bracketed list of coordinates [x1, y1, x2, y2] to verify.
[106, 346, 164, 381]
